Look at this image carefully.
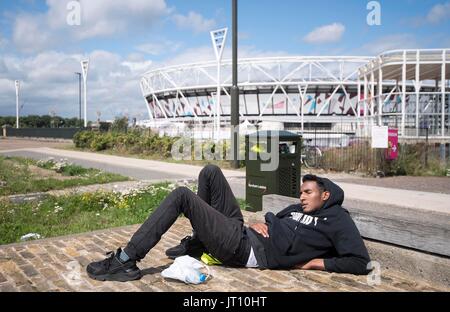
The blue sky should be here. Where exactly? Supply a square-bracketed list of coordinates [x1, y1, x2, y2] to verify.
[0, 0, 449, 119]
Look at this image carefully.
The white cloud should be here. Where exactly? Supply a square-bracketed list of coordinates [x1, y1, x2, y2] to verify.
[172, 11, 216, 33]
[0, 59, 7, 76]
[11, 0, 170, 53]
[48, 0, 169, 38]
[12, 14, 54, 53]
[135, 40, 182, 56]
[0, 44, 292, 119]
[126, 53, 146, 62]
[121, 60, 153, 73]
[0, 50, 150, 119]
[361, 34, 419, 55]
[426, 2, 450, 24]
[155, 44, 291, 67]
[303, 23, 345, 44]
[237, 45, 291, 59]
[158, 46, 215, 66]
[407, 2, 450, 26]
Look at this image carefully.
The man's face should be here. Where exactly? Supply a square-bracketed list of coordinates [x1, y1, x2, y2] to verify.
[300, 181, 330, 213]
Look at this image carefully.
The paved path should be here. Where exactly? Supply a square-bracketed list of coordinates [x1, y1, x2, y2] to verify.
[333, 176, 450, 195]
[0, 212, 447, 292]
[335, 182, 450, 214]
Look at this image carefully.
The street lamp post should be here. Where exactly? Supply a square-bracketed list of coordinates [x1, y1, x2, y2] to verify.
[230, 0, 240, 168]
[75, 72, 82, 128]
[80, 59, 89, 127]
[15, 80, 20, 129]
[210, 28, 228, 141]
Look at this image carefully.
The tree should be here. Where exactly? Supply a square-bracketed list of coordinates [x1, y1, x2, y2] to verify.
[0, 116, 15, 127]
[0, 115, 87, 128]
[111, 117, 129, 133]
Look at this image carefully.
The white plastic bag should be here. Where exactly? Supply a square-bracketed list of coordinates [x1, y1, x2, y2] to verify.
[161, 255, 210, 284]
[20, 233, 41, 241]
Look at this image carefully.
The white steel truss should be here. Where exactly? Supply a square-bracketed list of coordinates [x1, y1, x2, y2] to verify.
[358, 49, 450, 137]
[141, 56, 372, 124]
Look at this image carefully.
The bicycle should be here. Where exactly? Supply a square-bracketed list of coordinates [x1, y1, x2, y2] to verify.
[301, 140, 323, 169]
[280, 140, 323, 168]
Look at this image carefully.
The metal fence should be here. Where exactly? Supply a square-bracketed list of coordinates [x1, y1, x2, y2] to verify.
[2, 126, 84, 140]
[300, 124, 450, 175]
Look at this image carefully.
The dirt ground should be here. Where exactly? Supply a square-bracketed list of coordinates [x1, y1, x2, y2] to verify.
[0, 138, 71, 151]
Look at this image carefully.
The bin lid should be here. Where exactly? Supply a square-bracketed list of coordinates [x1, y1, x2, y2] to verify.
[246, 130, 301, 140]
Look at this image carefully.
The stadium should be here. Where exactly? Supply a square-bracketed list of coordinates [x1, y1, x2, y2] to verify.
[139, 48, 449, 139]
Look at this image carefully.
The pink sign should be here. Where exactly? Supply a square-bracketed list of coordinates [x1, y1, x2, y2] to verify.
[386, 128, 398, 160]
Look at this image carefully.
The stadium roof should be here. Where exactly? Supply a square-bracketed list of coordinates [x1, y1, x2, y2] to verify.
[359, 49, 450, 81]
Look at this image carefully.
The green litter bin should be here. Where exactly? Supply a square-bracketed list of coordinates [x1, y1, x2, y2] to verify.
[245, 130, 302, 212]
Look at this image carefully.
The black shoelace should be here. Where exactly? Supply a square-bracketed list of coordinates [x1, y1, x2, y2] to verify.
[102, 251, 115, 269]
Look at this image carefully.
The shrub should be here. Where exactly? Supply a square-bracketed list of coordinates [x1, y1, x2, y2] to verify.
[383, 143, 448, 176]
[73, 131, 96, 148]
[99, 122, 112, 132]
[90, 134, 111, 151]
[73, 129, 178, 158]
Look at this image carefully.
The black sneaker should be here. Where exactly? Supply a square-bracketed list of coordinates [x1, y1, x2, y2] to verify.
[86, 248, 142, 282]
[165, 235, 205, 259]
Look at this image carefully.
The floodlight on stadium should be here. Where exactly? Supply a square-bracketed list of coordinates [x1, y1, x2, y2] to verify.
[210, 27, 228, 141]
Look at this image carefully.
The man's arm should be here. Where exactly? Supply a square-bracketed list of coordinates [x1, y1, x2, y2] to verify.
[294, 259, 325, 271]
[323, 213, 371, 275]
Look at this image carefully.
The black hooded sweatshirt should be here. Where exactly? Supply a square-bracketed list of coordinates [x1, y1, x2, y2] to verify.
[246, 177, 371, 275]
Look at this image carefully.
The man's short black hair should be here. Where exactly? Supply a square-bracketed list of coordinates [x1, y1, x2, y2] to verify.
[302, 174, 326, 193]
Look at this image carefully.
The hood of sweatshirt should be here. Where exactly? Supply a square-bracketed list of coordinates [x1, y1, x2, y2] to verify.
[314, 177, 344, 211]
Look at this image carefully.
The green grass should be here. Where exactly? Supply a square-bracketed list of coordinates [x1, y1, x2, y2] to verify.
[0, 183, 248, 245]
[0, 156, 129, 196]
[237, 198, 253, 211]
[0, 183, 172, 245]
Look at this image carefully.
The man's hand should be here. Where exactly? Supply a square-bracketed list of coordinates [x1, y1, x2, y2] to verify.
[294, 259, 325, 271]
[249, 223, 269, 238]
